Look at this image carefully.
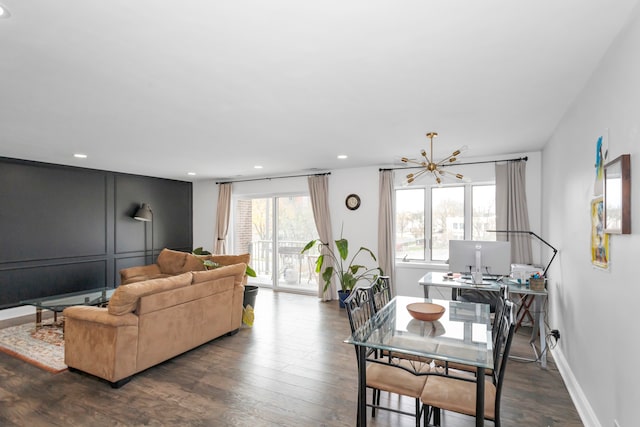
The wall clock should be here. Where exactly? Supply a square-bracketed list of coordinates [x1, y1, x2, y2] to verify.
[345, 194, 361, 210]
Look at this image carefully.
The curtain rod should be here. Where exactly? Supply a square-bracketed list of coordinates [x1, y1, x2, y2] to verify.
[379, 156, 528, 171]
[216, 171, 331, 185]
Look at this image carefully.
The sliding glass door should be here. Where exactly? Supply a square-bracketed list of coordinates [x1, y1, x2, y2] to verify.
[233, 194, 318, 293]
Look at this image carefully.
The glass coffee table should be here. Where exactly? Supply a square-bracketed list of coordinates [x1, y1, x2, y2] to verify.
[21, 287, 115, 328]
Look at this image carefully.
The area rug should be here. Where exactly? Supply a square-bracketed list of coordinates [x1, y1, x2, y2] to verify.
[0, 321, 67, 373]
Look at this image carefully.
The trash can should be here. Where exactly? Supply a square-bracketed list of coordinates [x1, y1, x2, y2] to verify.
[243, 285, 259, 309]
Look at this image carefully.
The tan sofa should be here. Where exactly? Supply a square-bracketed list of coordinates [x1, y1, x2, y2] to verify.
[63, 263, 246, 387]
[119, 248, 251, 286]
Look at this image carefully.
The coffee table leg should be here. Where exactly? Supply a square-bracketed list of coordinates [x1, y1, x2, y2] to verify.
[35, 307, 42, 329]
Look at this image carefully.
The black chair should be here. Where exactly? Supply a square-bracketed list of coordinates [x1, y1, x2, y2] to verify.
[344, 286, 426, 427]
[369, 276, 392, 313]
[439, 284, 508, 376]
[421, 300, 516, 426]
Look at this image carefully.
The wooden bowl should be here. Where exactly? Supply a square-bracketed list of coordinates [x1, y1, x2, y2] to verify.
[406, 303, 446, 322]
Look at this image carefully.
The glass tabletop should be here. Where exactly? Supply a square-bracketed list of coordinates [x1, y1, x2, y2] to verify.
[21, 287, 115, 312]
[345, 296, 494, 368]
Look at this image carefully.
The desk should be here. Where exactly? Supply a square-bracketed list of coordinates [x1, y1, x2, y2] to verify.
[419, 272, 548, 368]
[345, 296, 492, 427]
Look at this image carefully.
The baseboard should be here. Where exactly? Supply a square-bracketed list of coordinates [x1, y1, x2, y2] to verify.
[552, 346, 601, 427]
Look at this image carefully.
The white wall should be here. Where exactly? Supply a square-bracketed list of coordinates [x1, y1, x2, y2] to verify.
[192, 179, 218, 252]
[328, 167, 380, 267]
[543, 4, 640, 427]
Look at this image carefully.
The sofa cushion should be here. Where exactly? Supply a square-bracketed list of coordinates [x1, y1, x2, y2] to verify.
[156, 248, 206, 275]
[192, 263, 246, 284]
[183, 253, 207, 272]
[108, 272, 193, 315]
[205, 253, 250, 267]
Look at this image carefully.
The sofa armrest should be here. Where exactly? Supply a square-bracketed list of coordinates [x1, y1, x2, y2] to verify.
[120, 264, 162, 285]
[63, 306, 139, 383]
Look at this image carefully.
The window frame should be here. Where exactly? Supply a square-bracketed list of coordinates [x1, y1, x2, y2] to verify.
[395, 181, 495, 265]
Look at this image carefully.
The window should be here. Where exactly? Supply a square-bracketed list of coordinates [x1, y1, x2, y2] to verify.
[472, 184, 496, 240]
[395, 188, 425, 261]
[233, 194, 319, 293]
[431, 186, 464, 261]
[395, 183, 496, 262]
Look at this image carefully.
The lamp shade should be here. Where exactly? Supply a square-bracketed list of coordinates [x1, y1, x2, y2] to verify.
[134, 203, 153, 221]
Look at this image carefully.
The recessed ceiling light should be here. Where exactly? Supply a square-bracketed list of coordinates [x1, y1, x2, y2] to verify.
[187, 172, 196, 176]
[74, 153, 88, 159]
[254, 165, 263, 169]
[337, 154, 348, 159]
[0, 4, 11, 19]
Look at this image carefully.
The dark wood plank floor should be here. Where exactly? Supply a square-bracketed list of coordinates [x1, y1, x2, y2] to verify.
[0, 290, 583, 426]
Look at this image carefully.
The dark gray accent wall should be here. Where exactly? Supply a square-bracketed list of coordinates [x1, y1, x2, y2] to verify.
[0, 157, 192, 309]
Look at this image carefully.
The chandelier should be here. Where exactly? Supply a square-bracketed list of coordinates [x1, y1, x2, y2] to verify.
[401, 132, 466, 184]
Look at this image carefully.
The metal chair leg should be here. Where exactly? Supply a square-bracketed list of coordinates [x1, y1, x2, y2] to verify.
[434, 407, 441, 426]
[371, 389, 377, 417]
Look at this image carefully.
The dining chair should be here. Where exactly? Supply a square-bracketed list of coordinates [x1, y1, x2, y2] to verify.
[439, 284, 508, 377]
[344, 286, 426, 427]
[421, 300, 516, 427]
[370, 276, 392, 313]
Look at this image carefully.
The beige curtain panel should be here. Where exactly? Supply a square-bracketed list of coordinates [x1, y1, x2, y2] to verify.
[378, 169, 396, 295]
[215, 183, 232, 254]
[495, 161, 532, 264]
[308, 174, 336, 301]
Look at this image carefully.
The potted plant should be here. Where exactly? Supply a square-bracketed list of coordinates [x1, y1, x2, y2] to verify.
[301, 235, 382, 307]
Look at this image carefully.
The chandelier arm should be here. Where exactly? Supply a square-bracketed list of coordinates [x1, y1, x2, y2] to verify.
[436, 153, 460, 166]
[437, 169, 464, 180]
[413, 169, 430, 179]
[421, 151, 432, 165]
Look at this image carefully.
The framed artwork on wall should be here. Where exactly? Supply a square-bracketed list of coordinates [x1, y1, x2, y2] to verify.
[591, 196, 609, 269]
[603, 154, 631, 234]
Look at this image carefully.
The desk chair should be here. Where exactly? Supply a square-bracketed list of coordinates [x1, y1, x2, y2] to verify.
[421, 300, 516, 427]
[344, 286, 426, 427]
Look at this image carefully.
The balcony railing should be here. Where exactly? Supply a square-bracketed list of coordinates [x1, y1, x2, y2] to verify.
[248, 240, 318, 290]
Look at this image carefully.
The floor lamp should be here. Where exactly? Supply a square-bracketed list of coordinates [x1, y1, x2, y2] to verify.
[134, 203, 153, 264]
[488, 230, 557, 277]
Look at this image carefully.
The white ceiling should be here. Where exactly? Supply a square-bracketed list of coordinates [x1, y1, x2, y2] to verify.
[0, 1, 638, 181]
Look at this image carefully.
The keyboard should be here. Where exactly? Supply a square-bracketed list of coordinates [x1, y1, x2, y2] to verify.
[460, 275, 500, 281]
[456, 278, 498, 286]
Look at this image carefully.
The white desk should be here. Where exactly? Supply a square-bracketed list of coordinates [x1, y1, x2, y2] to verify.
[418, 272, 549, 368]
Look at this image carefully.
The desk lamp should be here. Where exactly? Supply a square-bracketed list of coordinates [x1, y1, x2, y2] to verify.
[488, 230, 557, 277]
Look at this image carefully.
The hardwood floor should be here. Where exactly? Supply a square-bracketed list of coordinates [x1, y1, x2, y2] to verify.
[0, 290, 583, 426]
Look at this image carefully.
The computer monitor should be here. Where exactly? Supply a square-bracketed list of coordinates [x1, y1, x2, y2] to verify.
[448, 240, 512, 277]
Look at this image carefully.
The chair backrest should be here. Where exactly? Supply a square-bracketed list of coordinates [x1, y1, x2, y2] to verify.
[344, 285, 376, 334]
[491, 285, 509, 347]
[369, 276, 392, 313]
[493, 300, 516, 421]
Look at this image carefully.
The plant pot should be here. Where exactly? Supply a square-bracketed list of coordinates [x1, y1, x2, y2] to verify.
[338, 289, 351, 308]
[243, 285, 259, 309]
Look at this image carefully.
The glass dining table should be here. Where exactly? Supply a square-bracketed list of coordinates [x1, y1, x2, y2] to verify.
[344, 296, 493, 427]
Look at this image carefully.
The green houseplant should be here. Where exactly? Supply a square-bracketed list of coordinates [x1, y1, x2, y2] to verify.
[192, 247, 257, 277]
[301, 235, 382, 306]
